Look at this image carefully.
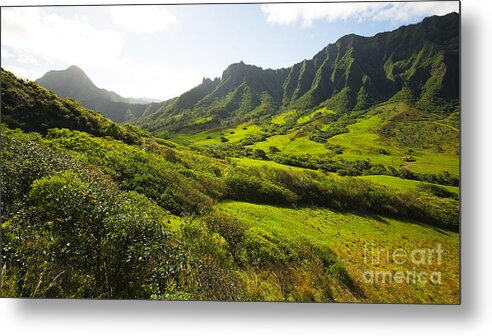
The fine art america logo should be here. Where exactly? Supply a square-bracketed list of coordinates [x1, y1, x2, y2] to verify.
[363, 243, 443, 285]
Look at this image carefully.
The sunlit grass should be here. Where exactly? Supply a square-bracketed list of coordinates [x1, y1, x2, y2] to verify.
[217, 201, 460, 304]
[358, 175, 459, 194]
[298, 107, 335, 125]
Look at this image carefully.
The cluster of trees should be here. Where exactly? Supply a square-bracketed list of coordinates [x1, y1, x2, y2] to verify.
[0, 127, 243, 300]
[43, 128, 222, 216]
[223, 165, 459, 230]
[308, 111, 363, 143]
[271, 154, 459, 186]
[1, 128, 177, 298]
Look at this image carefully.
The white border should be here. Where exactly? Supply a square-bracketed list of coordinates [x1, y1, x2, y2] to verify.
[2, 1, 491, 335]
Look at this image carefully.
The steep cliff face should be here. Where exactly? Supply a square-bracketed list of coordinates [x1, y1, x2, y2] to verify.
[136, 13, 458, 134]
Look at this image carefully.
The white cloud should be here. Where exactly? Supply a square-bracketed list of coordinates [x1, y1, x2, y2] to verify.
[1, 8, 124, 68]
[111, 6, 177, 33]
[3, 64, 42, 81]
[0, 7, 188, 100]
[114, 62, 200, 100]
[17, 53, 39, 65]
[261, 1, 459, 26]
[373, 2, 459, 22]
[1, 48, 14, 60]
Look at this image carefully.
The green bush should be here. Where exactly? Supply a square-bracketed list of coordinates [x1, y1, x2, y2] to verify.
[179, 220, 244, 300]
[417, 183, 459, 199]
[222, 165, 459, 229]
[1, 168, 191, 298]
[224, 167, 298, 205]
[0, 127, 81, 220]
[44, 128, 217, 215]
[204, 210, 249, 264]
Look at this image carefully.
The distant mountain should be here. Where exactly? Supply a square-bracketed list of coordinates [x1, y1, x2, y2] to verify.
[136, 12, 459, 134]
[36, 65, 162, 122]
[125, 97, 162, 104]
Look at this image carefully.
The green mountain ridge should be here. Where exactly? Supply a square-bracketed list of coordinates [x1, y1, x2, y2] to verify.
[135, 12, 458, 135]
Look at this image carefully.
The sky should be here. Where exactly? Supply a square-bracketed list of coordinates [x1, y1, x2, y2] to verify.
[1, 1, 459, 100]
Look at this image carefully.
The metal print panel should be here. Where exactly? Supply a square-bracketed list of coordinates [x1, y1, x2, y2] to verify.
[0, 1, 460, 303]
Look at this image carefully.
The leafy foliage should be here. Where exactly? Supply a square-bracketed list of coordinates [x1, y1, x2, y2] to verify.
[222, 165, 458, 230]
[43, 128, 221, 215]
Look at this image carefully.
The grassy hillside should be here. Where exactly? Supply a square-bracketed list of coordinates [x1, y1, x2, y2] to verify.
[165, 101, 459, 187]
[1, 116, 459, 302]
[217, 202, 459, 303]
[1, 69, 153, 146]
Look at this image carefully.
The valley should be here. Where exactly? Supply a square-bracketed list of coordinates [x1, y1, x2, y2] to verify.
[0, 12, 459, 303]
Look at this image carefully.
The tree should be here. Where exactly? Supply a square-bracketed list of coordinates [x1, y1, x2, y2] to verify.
[253, 149, 267, 160]
[269, 146, 280, 155]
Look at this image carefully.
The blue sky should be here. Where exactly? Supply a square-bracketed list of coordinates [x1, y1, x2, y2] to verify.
[1, 2, 459, 100]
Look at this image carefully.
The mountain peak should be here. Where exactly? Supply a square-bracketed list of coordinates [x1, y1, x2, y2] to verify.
[66, 65, 84, 72]
[38, 65, 94, 86]
[64, 65, 88, 76]
[36, 65, 162, 122]
[37, 65, 96, 93]
[223, 61, 262, 75]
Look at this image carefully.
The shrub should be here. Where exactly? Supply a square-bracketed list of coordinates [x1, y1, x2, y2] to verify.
[224, 167, 298, 205]
[223, 165, 459, 230]
[2, 168, 190, 299]
[179, 220, 244, 300]
[417, 183, 459, 199]
[0, 127, 81, 220]
[44, 129, 215, 215]
[204, 210, 249, 264]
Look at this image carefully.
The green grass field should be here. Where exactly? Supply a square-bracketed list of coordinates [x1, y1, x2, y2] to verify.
[327, 103, 459, 176]
[169, 122, 263, 145]
[217, 201, 460, 303]
[359, 175, 459, 194]
[297, 107, 335, 125]
[271, 110, 297, 125]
